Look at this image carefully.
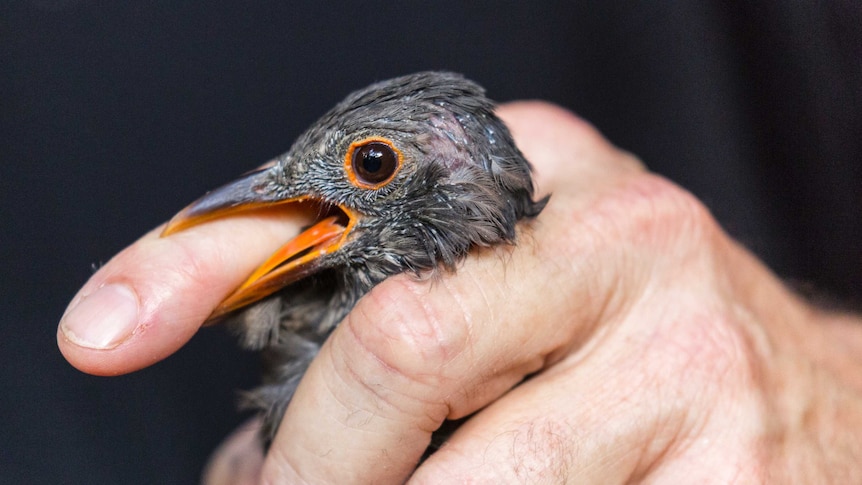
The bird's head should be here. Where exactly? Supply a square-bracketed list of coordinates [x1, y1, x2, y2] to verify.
[163, 72, 546, 321]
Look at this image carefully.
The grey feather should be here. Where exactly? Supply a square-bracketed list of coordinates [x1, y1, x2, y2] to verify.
[225, 71, 548, 445]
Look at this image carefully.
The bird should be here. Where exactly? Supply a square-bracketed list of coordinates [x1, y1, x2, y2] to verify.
[162, 71, 548, 444]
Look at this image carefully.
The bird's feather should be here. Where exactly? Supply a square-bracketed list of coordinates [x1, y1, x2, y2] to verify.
[176, 71, 548, 445]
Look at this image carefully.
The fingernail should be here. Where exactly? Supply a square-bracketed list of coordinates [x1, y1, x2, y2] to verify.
[60, 283, 139, 350]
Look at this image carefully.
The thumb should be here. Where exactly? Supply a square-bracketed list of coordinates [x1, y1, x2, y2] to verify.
[58, 206, 304, 375]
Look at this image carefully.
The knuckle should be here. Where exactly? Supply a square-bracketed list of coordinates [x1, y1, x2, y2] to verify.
[415, 418, 577, 484]
[132, 234, 213, 290]
[623, 174, 715, 238]
[581, 173, 720, 256]
[649, 307, 761, 399]
[163, 232, 236, 298]
[505, 418, 577, 482]
[119, 234, 232, 325]
[175, 234, 229, 286]
[343, 274, 471, 394]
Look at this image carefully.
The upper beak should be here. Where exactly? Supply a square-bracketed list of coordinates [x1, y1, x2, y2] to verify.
[161, 166, 355, 321]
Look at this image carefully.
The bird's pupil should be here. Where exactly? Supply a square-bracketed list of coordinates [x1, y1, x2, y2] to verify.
[363, 149, 383, 173]
[351, 141, 398, 186]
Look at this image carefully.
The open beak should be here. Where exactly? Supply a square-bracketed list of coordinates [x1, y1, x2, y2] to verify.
[161, 167, 355, 321]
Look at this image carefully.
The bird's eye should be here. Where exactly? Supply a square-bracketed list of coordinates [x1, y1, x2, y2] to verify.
[345, 138, 402, 189]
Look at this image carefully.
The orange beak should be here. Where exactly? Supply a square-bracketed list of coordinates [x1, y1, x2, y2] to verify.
[161, 167, 355, 321]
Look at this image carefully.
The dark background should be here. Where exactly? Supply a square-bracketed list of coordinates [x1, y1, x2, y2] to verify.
[2, 1, 860, 483]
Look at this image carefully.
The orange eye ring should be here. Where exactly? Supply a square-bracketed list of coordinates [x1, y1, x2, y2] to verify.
[344, 137, 403, 189]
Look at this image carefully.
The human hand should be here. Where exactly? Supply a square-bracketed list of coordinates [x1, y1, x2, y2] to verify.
[59, 102, 862, 483]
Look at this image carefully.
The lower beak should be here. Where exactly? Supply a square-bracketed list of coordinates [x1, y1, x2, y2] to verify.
[161, 168, 355, 321]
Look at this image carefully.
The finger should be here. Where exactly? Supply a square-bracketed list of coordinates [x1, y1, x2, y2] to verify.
[498, 101, 644, 195]
[409, 328, 671, 483]
[411, 306, 768, 484]
[58, 205, 304, 375]
[201, 419, 265, 485]
[260, 102, 648, 483]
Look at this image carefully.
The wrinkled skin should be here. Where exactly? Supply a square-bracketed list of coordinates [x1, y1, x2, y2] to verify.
[59, 102, 862, 484]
